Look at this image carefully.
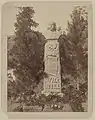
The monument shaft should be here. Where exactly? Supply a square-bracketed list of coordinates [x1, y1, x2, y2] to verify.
[43, 38, 61, 94]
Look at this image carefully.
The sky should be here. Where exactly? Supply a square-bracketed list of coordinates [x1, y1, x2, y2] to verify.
[2, 1, 90, 38]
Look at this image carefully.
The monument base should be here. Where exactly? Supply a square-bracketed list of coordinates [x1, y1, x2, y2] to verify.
[42, 73, 63, 96]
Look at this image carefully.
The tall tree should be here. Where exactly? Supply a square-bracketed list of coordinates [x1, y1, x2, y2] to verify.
[58, 6, 88, 112]
[67, 6, 88, 88]
[8, 7, 46, 91]
[58, 6, 88, 88]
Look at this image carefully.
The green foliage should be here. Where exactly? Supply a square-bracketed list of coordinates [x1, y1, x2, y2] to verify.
[8, 7, 46, 89]
[67, 7, 88, 71]
[14, 7, 38, 34]
[7, 80, 17, 100]
[58, 6, 88, 112]
[9, 92, 65, 112]
[58, 6, 88, 84]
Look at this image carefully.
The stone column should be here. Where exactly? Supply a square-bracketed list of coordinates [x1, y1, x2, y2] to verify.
[42, 32, 61, 94]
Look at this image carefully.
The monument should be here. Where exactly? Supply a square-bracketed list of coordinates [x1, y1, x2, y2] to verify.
[42, 31, 61, 94]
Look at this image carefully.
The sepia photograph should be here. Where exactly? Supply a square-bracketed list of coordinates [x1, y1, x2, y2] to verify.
[1, 1, 93, 118]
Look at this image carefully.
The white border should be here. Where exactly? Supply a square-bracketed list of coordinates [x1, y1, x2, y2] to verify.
[0, 0, 93, 119]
